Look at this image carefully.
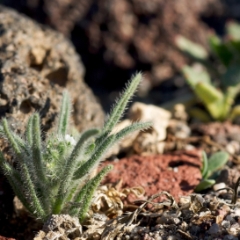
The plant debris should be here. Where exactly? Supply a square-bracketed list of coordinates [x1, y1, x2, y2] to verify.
[35, 187, 240, 239]
[90, 180, 145, 219]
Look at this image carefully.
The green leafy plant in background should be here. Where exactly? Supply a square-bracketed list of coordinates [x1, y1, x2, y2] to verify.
[176, 21, 240, 122]
[195, 151, 229, 192]
[0, 73, 151, 222]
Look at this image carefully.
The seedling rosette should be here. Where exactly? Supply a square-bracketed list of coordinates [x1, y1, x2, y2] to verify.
[0, 73, 151, 222]
[195, 151, 229, 192]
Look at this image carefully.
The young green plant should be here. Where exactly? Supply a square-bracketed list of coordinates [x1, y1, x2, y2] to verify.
[0, 73, 151, 222]
[195, 151, 229, 192]
[176, 21, 240, 122]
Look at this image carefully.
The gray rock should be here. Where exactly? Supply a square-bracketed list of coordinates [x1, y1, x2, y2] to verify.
[34, 214, 82, 239]
[0, 5, 104, 137]
[207, 223, 220, 235]
[223, 235, 238, 240]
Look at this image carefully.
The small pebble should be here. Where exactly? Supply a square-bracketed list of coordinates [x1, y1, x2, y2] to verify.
[226, 141, 240, 155]
[156, 216, 169, 224]
[225, 215, 236, 224]
[167, 235, 178, 240]
[173, 218, 181, 225]
[153, 235, 162, 240]
[232, 208, 240, 217]
[190, 225, 200, 234]
[221, 220, 230, 228]
[229, 223, 240, 235]
[223, 234, 238, 240]
[208, 223, 220, 235]
[213, 182, 226, 192]
[173, 167, 178, 173]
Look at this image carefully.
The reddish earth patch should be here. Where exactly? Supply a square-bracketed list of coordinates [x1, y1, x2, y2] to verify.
[102, 150, 202, 201]
[0, 236, 15, 240]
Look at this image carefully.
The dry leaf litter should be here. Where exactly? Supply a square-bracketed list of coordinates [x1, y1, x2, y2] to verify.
[34, 186, 240, 240]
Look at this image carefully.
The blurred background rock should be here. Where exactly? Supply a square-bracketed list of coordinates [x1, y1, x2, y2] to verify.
[0, 0, 239, 111]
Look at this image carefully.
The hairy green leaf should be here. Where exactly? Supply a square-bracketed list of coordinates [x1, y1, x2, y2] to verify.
[207, 151, 229, 178]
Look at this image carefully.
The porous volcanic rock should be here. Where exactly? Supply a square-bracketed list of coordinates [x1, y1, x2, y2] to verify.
[0, 5, 104, 135]
[102, 150, 202, 201]
[0, 6, 104, 240]
[1, 0, 225, 92]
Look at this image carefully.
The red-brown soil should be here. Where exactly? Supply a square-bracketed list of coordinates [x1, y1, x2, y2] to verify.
[0, 236, 15, 240]
[102, 150, 202, 201]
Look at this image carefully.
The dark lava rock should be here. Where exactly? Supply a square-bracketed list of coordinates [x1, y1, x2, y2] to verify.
[0, 6, 105, 240]
[0, 5, 104, 135]
[0, 0, 226, 93]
